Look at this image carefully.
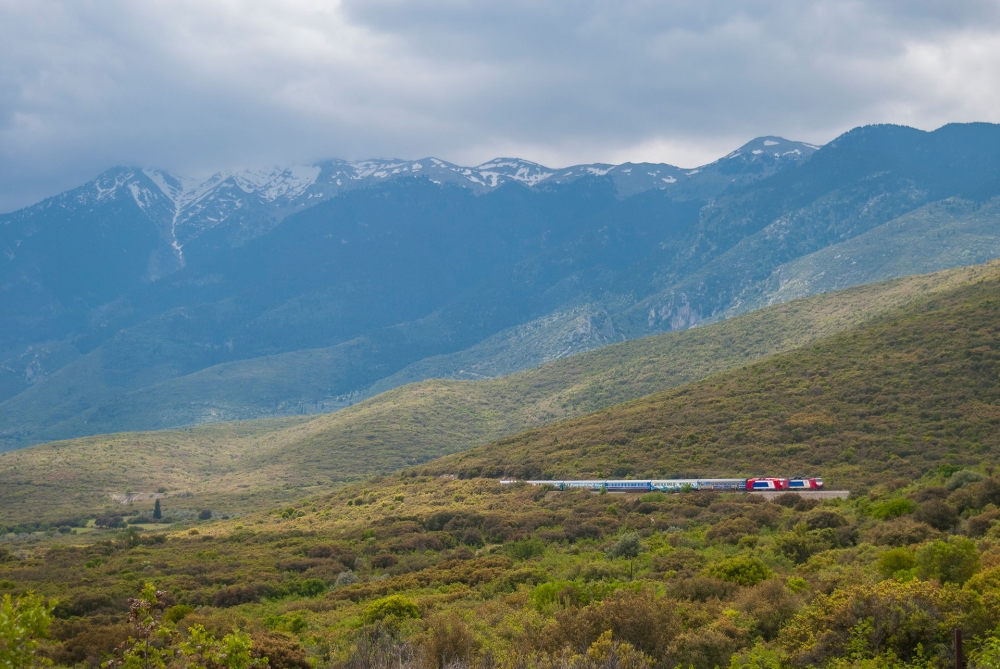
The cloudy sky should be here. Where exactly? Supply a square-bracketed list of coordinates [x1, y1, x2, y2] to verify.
[3, 0, 1000, 212]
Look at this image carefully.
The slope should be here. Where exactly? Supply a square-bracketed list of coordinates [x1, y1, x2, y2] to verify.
[731, 197, 1000, 314]
[0, 262, 991, 525]
[434, 262, 1000, 488]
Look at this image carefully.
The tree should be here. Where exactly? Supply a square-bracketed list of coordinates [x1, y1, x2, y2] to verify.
[152, 500, 162, 521]
[606, 532, 643, 579]
[103, 582, 173, 669]
[0, 592, 54, 669]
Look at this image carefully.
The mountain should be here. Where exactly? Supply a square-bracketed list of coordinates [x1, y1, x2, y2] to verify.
[4, 124, 1000, 448]
[0, 261, 989, 526]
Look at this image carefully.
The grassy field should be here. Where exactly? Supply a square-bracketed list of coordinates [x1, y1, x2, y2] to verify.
[0, 262, 996, 528]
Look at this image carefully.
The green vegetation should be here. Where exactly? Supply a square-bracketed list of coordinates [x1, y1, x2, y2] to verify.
[433, 264, 1000, 487]
[5, 468, 1000, 668]
[9, 261, 1000, 666]
[0, 262, 993, 527]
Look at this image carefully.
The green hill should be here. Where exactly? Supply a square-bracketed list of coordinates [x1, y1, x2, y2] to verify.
[0, 263, 992, 526]
[433, 262, 1000, 489]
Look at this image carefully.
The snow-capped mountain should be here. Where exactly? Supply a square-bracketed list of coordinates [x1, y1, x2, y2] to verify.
[5, 137, 817, 269]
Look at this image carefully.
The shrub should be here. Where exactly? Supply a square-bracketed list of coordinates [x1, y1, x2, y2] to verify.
[705, 517, 758, 544]
[164, 604, 194, 625]
[296, 579, 327, 598]
[212, 585, 260, 608]
[419, 612, 474, 668]
[947, 469, 985, 490]
[775, 524, 838, 564]
[198, 510, 212, 521]
[506, 538, 546, 561]
[876, 548, 916, 580]
[551, 587, 680, 661]
[704, 555, 771, 586]
[803, 509, 847, 530]
[864, 517, 938, 547]
[583, 630, 653, 669]
[913, 499, 958, 531]
[362, 595, 420, 624]
[915, 536, 980, 585]
[967, 508, 1000, 537]
[250, 631, 310, 669]
[371, 554, 399, 569]
[772, 491, 809, 509]
[734, 579, 801, 641]
[870, 498, 916, 520]
[666, 576, 736, 602]
[781, 579, 986, 667]
[335, 571, 359, 587]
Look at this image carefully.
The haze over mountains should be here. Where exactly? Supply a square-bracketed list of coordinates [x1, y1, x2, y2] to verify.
[3, 123, 1000, 450]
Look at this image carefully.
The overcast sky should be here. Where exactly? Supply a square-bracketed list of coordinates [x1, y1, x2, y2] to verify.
[3, 1, 1000, 212]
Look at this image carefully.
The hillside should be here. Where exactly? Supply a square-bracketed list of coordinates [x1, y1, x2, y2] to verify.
[733, 197, 1000, 315]
[432, 262, 1000, 489]
[0, 262, 991, 527]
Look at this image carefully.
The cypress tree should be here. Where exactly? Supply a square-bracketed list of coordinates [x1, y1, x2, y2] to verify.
[153, 499, 162, 520]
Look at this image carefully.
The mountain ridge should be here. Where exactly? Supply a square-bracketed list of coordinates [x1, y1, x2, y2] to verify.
[4, 123, 1000, 448]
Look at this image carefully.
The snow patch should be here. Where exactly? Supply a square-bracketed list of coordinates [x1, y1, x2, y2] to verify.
[763, 140, 779, 146]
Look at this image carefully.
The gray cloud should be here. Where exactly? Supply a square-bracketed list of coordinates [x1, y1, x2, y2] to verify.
[3, 0, 1000, 211]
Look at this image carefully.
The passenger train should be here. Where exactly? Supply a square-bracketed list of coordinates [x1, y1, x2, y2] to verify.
[512, 477, 824, 492]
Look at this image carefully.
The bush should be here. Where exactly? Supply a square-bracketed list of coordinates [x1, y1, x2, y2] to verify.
[198, 510, 213, 520]
[705, 517, 758, 544]
[250, 631, 310, 669]
[775, 525, 838, 564]
[967, 508, 1000, 537]
[335, 571, 359, 588]
[947, 469, 985, 490]
[164, 604, 194, 624]
[734, 579, 801, 641]
[915, 536, 980, 585]
[212, 585, 260, 608]
[913, 499, 958, 531]
[506, 538, 545, 561]
[419, 612, 474, 668]
[296, 579, 327, 598]
[781, 579, 986, 667]
[704, 555, 771, 586]
[371, 554, 399, 569]
[876, 548, 916, 580]
[870, 498, 916, 520]
[666, 576, 736, 602]
[362, 595, 420, 624]
[550, 588, 680, 661]
[864, 517, 938, 547]
[803, 509, 847, 530]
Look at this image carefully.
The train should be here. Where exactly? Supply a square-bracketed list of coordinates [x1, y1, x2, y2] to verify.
[510, 477, 824, 492]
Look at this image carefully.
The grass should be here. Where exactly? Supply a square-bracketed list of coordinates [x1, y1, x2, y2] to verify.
[0, 262, 995, 527]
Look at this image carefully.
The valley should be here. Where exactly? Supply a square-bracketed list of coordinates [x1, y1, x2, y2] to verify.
[0, 262, 990, 528]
